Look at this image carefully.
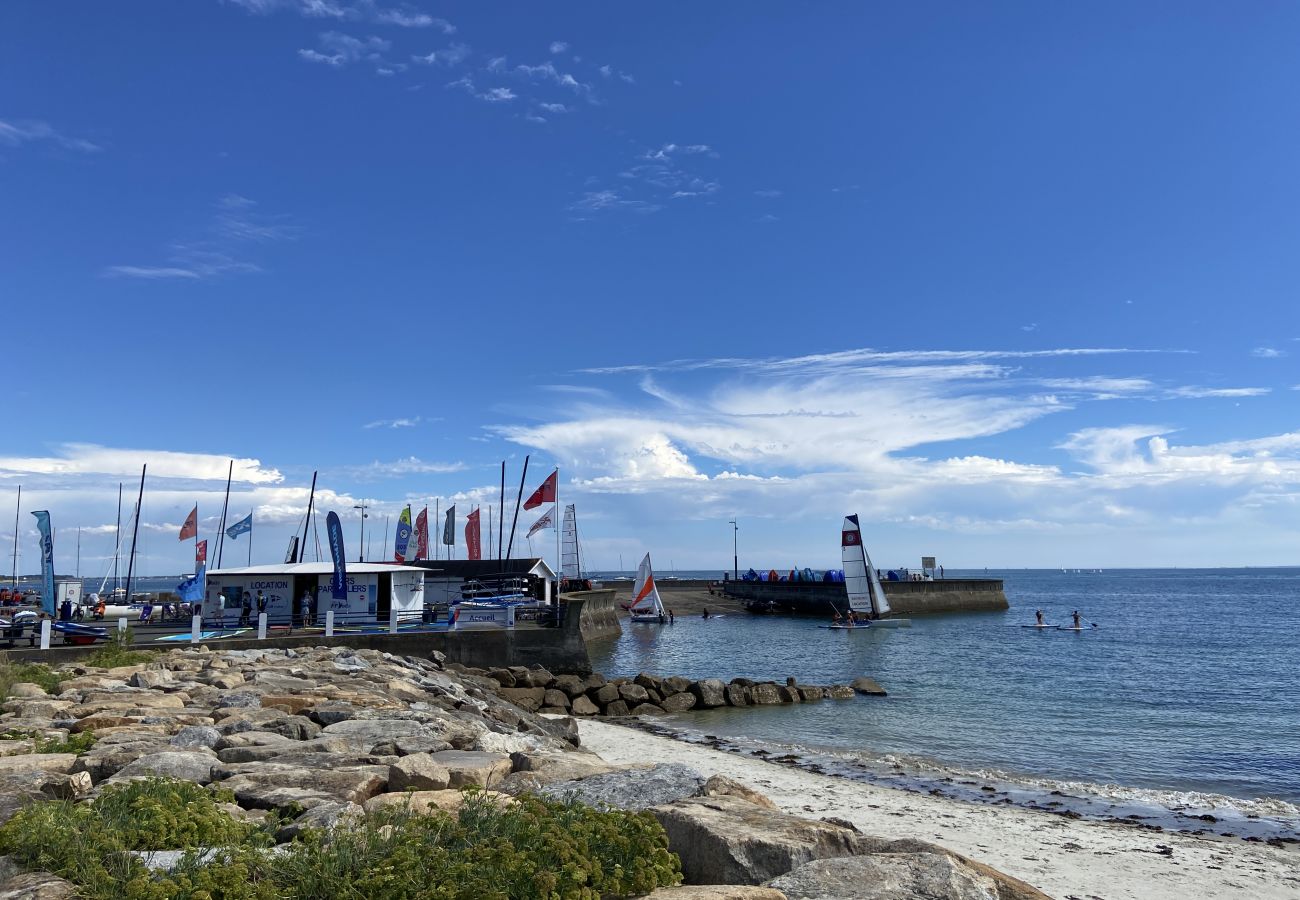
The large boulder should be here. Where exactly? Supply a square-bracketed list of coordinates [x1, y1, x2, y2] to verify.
[0, 755, 77, 778]
[499, 687, 546, 712]
[661, 692, 698, 713]
[850, 678, 887, 697]
[540, 763, 705, 811]
[641, 889, 787, 899]
[0, 871, 79, 899]
[426, 751, 511, 789]
[749, 684, 783, 706]
[767, 853, 1032, 900]
[496, 751, 616, 794]
[387, 753, 451, 792]
[218, 764, 389, 810]
[570, 695, 600, 716]
[363, 789, 513, 817]
[649, 795, 872, 885]
[170, 726, 222, 750]
[112, 751, 216, 785]
[690, 680, 727, 709]
[320, 719, 440, 752]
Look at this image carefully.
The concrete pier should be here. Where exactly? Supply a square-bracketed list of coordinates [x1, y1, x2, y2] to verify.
[722, 578, 1008, 615]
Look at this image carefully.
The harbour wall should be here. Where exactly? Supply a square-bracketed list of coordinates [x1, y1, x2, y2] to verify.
[569, 589, 623, 641]
[722, 578, 1008, 615]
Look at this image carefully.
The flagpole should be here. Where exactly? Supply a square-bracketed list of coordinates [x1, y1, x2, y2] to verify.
[113, 483, 122, 593]
[10, 484, 20, 592]
[434, 499, 440, 560]
[248, 510, 253, 567]
[123, 465, 146, 608]
[216, 460, 232, 569]
[383, 515, 390, 563]
[555, 467, 561, 584]
[498, 461, 505, 564]
[487, 505, 493, 560]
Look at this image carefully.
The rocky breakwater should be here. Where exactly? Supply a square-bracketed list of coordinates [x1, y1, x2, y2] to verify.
[476, 665, 888, 717]
[0, 648, 1043, 899]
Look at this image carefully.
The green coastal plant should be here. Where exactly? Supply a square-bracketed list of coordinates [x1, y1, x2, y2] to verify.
[0, 780, 682, 900]
[0, 729, 96, 755]
[84, 628, 156, 668]
[0, 661, 63, 697]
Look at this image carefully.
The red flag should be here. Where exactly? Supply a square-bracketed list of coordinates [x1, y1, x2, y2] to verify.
[415, 507, 429, 560]
[523, 470, 557, 510]
[195, 539, 208, 565]
[465, 508, 481, 560]
[179, 505, 198, 541]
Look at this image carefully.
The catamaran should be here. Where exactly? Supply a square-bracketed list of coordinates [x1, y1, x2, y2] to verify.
[628, 552, 668, 623]
[837, 514, 911, 629]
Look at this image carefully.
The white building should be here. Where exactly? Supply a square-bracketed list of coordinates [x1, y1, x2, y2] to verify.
[204, 563, 424, 627]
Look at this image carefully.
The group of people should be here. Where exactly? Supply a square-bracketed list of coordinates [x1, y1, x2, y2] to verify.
[830, 608, 869, 627]
[203, 589, 318, 629]
[1035, 609, 1087, 628]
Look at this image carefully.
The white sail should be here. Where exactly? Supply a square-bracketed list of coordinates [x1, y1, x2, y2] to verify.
[629, 552, 666, 620]
[841, 514, 873, 615]
[863, 545, 891, 617]
[561, 504, 580, 580]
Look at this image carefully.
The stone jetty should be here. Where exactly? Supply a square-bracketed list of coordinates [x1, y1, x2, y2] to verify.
[0, 646, 1041, 899]
[473, 665, 888, 717]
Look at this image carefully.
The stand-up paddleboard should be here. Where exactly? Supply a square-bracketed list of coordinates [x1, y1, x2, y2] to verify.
[1061, 625, 1095, 631]
[701, 614, 725, 620]
[822, 623, 870, 630]
[1021, 623, 1060, 629]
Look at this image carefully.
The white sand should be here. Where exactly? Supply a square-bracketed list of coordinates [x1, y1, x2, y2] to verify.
[578, 719, 1300, 900]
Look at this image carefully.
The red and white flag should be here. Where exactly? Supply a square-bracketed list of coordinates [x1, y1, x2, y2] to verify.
[179, 505, 198, 541]
[465, 508, 481, 560]
[526, 508, 554, 539]
[195, 539, 208, 565]
[523, 470, 557, 510]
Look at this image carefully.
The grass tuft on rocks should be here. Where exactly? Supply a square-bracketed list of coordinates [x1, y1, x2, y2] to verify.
[0, 661, 63, 697]
[84, 628, 157, 668]
[0, 729, 96, 755]
[0, 780, 682, 899]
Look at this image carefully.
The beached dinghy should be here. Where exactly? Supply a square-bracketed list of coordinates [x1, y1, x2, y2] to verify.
[842, 513, 911, 628]
[628, 553, 668, 623]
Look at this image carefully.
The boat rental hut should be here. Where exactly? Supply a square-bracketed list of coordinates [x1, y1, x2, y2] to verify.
[204, 563, 425, 628]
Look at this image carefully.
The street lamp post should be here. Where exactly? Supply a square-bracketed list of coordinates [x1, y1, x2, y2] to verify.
[729, 519, 738, 580]
[353, 502, 369, 562]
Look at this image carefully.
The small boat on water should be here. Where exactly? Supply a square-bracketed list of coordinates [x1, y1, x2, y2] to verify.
[839, 514, 911, 629]
[628, 553, 668, 624]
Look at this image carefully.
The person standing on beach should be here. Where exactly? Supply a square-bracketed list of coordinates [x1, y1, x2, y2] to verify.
[300, 589, 314, 627]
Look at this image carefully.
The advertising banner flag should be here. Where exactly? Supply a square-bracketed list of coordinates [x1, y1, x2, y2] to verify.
[415, 507, 428, 560]
[179, 505, 198, 541]
[526, 507, 554, 539]
[195, 540, 208, 565]
[31, 511, 56, 616]
[465, 508, 481, 560]
[523, 470, 557, 510]
[226, 513, 252, 540]
[326, 511, 348, 601]
[442, 505, 456, 546]
[394, 505, 413, 563]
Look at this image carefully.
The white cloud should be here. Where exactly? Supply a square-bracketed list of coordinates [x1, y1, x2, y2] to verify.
[549, 41, 569, 54]
[225, 0, 454, 30]
[0, 444, 282, 485]
[411, 43, 470, 66]
[1168, 386, 1270, 399]
[0, 118, 101, 154]
[1252, 347, 1285, 359]
[103, 195, 294, 280]
[753, 189, 782, 198]
[363, 416, 421, 429]
[756, 213, 778, 223]
[569, 190, 662, 216]
[538, 102, 568, 113]
[298, 31, 390, 67]
[348, 457, 467, 479]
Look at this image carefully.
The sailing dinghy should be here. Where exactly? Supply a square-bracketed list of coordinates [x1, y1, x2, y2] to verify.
[628, 553, 668, 623]
[841, 514, 911, 628]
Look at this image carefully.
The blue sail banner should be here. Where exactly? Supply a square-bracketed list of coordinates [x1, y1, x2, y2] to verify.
[394, 505, 413, 563]
[31, 511, 56, 616]
[326, 511, 348, 600]
[176, 566, 206, 602]
[226, 513, 252, 540]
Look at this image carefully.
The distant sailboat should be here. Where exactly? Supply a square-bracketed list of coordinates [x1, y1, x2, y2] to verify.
[840, 514, 910, 628]
[561, 504, 581, 583]
[628, 553, 667, 623]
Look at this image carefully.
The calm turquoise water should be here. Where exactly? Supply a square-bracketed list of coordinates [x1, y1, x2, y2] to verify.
[588, 568, 1300, 838]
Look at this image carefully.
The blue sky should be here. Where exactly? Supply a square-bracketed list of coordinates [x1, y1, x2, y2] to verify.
[2, 1, 1298, 576]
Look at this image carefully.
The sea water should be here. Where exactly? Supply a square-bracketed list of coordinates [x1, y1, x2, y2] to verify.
[587, 568, 1300, 840]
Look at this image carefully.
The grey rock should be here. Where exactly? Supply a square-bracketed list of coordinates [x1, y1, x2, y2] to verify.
[767, 854, 999, 900]
[218, 764, 389, 809]
[592, 683, 620, 705]
[725, 684, 751, 707]
[387, 754, 451, 792]
[112, 751, 217, 785]
[850, 677, 887, 697]
[542, 689, 570, 709]
[128, 670, 173, 690]
[308, 702, 361, 727]
[691, 679, 728, 708]
[661, 692, 698, 713]
[498, 687, 546, 712]
[750, 684, 783, 705]
[171, 726, 222, 750]
[0, 871, 78, 898]
[426, 750, 511, 789]
[630, 703, 667, 716]
[276, 801, 363, 841]
[216, 691, 262, 709]
[540, 763, 705, 811]
[604, 700, 630, 717]
[618, 683, 650, 704]
[649, 794, 870, 885]
[550, 674, 585, 697]
[570, 695, 600, 716]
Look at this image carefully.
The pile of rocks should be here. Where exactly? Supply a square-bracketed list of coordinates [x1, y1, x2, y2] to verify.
[0, 647, 1040, 900]
[470, 664, 887, 717]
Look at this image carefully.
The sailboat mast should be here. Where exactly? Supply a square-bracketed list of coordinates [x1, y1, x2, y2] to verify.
[298, 470, 317, 564]
[216, 461, 232, 568]
[76, 527, 81, 579]
[498, 461, 505, 564]
[123, 465, 146, 606]
[10, 484, 19, 591]
[113, 483, 122, 592]
[506, 455, 529, 562]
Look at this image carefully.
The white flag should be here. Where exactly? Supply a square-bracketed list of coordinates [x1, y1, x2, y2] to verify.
[526, 507, 554, 538]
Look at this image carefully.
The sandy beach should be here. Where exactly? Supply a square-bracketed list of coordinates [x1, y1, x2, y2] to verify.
[577, 719, 1300, 900]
